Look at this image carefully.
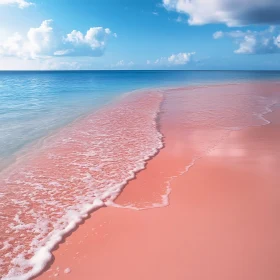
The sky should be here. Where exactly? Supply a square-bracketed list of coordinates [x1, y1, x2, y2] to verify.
[1, 0, 280, 70]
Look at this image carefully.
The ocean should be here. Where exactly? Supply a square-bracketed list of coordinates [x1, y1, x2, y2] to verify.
[1, 70, 280, 280]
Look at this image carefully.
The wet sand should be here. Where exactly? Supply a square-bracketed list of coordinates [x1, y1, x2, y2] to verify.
[37, 83, 280, 280]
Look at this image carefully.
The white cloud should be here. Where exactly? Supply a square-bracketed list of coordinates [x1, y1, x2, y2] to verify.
[274, 35, 280, 48]
[168, 52, 194, 64]
[62, 27, 116, 56]
[213, 31, 223, 39]
[0, 21, 116, 59]
[112, 60, 134, 68]
[0, 56, 83, 70]
[163, 0, 280, 26]
[213, 26, 280, 54]
[0, 0, 33, 8]
[152, 52, 195, 66]
[53, 49, 72, 56]
[116, 60, 125, 66]
[175, 16, 186, 23]
[41, 60, 81, 70]
[0, 20, 54, 59]
[235, 36, 257, 54]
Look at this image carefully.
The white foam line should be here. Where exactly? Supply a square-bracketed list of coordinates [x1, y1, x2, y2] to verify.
[3, 198, 104, 280]
[257, 99, 278, 125]
[2, 91, 165, 280]
[149, 98, 280, 211]
[109, 130, 231, 212]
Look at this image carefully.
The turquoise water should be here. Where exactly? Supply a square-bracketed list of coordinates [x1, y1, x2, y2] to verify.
[1, 70, 280, 168]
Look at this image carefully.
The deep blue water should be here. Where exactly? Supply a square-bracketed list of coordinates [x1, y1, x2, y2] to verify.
[1, 70, 280, 169]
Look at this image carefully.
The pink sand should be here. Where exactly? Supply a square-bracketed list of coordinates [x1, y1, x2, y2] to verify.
[36, 83, 280, 280]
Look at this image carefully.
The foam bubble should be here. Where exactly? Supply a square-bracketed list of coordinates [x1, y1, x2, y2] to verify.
[64, 268, 71, 274]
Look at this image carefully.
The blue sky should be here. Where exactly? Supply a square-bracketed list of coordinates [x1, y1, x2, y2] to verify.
[1, 0, 280, 70]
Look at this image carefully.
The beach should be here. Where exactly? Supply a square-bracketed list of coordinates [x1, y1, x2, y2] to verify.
[33, 82, 280, 280]
[1, 78, 280, 280]
[1, 0, 280, 278]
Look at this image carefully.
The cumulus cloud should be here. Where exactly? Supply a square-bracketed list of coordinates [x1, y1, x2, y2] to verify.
[0, 0, 33, 8]
[163, 0, 280, 26]
[0, 20, 116, 59]
[60, 27, 117, 56]
[0, 20, 54, 59]
[152, 52, 195, 66]
[235, 36, 257, 54]
[168, 52, 194, 64]
[213, 27, 280, 54]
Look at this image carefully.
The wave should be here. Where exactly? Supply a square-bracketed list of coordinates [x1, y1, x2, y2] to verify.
[0, 89, 164, 280]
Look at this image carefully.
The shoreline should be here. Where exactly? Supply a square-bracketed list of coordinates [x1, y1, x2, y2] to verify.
[2, 78, 278, 174]
[1, 88, 165, 280]
[0, 86, 165, 175]
[36, 82, 280, 280]
[2, 82, 280, 280]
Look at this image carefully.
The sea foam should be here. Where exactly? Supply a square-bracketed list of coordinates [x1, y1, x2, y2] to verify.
[0, 90, 164, 280]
